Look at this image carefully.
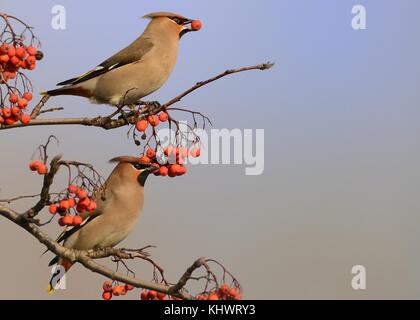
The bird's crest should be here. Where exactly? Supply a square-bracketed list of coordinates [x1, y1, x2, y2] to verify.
[109, 156, 151, 164]
[142, 12, 186, 20]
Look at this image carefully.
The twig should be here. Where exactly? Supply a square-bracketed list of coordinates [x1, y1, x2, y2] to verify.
[162, 62, 275, 108]
[30, 95, 50, 119]
[39, 107, 64, 114]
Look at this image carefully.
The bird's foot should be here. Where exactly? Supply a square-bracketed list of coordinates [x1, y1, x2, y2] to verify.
[138, 100, 162, 114]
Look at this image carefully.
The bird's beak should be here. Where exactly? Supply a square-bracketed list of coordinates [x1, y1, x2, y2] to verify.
[182, 20, 194, 31]
[137, 165, 159, 186]
[180, 19, 201, 37]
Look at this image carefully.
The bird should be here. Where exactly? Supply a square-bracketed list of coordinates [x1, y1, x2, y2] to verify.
[47, 156, 158, 293]
[41, 12, 202, 106]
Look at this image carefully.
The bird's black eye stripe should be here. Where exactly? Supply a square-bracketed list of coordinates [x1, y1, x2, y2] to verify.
[132, 163, 148, 170]
[170, 17, 188, 25]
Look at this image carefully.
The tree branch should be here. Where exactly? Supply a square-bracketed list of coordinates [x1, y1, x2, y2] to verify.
[0, 62, 274, 131]
[0, 203, 205, 299]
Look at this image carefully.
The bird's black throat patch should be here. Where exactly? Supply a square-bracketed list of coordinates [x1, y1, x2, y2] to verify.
[138, 170, 151, 187]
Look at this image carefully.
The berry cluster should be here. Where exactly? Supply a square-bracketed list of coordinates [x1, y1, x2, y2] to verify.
[138, 146, 201, 178]
[48, 185, 97, 227]
[140, 290, 167, 300]
[0, 43, 38, 80]
[102, 281, 135, 300]
[196, 284, 241, 300]
[135, 111, 169, 132]
[29, 160, 48, 175]
[0, 90, 33, 125]
[133, 109, 203, 178]
[0, 43, 39, 126]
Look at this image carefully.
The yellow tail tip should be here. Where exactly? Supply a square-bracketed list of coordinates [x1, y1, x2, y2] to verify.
[40, 91, 48, 96]
[47, 283, 55, 294]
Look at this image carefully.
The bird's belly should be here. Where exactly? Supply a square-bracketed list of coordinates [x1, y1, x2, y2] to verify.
[93, 61, 171, 105]
[68, 213, 140, 251]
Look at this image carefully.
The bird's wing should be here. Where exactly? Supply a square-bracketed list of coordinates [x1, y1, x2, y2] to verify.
[56, 37, 155, 86]
[46, 214, 100, 267]
[55, 215, 99, 244]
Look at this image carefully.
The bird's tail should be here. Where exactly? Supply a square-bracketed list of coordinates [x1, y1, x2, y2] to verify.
[47, 258, 73, 294]
[40, 86, 89, 97]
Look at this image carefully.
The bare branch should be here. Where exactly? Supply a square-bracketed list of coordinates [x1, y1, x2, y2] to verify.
[162, 62, 275, 108]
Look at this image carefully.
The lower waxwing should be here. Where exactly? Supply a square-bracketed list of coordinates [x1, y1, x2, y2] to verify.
[47, 156, 158, 293]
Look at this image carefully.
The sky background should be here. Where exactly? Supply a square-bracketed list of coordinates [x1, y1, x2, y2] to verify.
[1, 0, 420, 299]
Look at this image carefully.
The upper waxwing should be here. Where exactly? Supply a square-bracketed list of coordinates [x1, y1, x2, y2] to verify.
[42, 12, 202, 106]
[47, 156, 158, 292]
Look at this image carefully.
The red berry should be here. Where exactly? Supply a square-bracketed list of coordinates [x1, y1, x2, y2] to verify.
[10, 56, 21, 67]
[87, 200, 97, 213]
[26, 55, 36, 65]
[49, 204, 58, 215]
[60, 200, 70, 210]
[20, 59, 27, 69]
[125, 284, 135, 291]
[16, 47, 26, 59]
[5, 118, 15, 125]
[191, 147, 201, 158]
[103, 281, 113, 292]
[140, 292, 148, 300]
[62, 215, 73, 226]
[208, 292, 219, 300]
[112, 285, 127, 296]
[18, 98, 28, 109]
[26, 46, 37, 56]
[177, 165, 187, 176]
[102, 291, 112, 300]
[29, 161, 42, 171]
[37, 164, 48, 175]
[67, 198, 76, 208]
[2, 108, 11, 118]
[191, 20, 202, 31]
[139, 155, 151, 164]
[72, 215, 83, 226]
[156, 292, 166, 300]
[159, 112, 169, 122]
[11, 107, 20, 117]
[20, 114, 31, 124]
[7, 46, 16, 57]
[164, 146, 174, 157]
[148, 115, 160, 127]
[148, 291, 157, 299]
[67, 185, 79, 194]
[76, 203, 86, 213]
[146, 148, 156, 159]
[9, 94, 19, 104]
[0, 43, 9, 54]
[23, 92, 33, 101]
[159, 166, 168, 177]
[76, 189, 88, 199]
[168, 164, 181, 177]
[0, 54, 9, 63]
[135, 119, 149, 132]
[78, 197, 90, 209]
